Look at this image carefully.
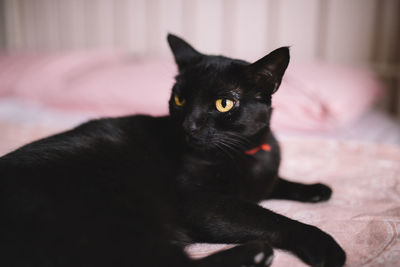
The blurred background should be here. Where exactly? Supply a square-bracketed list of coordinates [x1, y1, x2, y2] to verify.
[0, 0, 399, 154]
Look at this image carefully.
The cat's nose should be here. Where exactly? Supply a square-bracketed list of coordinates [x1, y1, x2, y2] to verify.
[183, 119, 204, 135]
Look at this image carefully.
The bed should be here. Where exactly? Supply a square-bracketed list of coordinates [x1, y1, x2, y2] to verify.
[1, 52, 399, 266]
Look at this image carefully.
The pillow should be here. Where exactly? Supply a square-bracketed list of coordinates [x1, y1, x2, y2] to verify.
[272, 63, 382, 131]
[0, 53, 382, 131]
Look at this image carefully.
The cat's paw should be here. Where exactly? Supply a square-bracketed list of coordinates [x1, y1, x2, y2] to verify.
[297, 226, 346, 267]
[303, 183, 332, 203]
[238, 241, 274, 267]
[196, 241, 274, 267]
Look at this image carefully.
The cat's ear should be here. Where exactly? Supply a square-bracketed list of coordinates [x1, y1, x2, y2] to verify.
[245, 47, 290, 94]
[167, 34, 203, 71]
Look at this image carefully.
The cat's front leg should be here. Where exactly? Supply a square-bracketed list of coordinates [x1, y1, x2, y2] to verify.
[182, 193, 345, 267]
[268, 177, 332, 203]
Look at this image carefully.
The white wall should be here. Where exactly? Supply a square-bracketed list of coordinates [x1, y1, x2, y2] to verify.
[1, 0, 399, 117]
[1, 0, 398, 61]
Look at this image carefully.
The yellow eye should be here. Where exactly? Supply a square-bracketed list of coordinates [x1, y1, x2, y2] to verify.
[174, 95, 186, 106]
[216, 99, 234, 112]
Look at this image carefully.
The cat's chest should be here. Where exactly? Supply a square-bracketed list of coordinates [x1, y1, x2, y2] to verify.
[182, 148, 280, 202]
[226, 152, 279, 198]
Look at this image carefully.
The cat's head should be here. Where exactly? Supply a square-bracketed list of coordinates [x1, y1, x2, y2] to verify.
[167, 34, 289, 153]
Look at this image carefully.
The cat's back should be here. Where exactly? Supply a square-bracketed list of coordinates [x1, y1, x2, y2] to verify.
[0, 114, 184, 266]
[0, 114, 182, 204]
[0, 114, 175, 165]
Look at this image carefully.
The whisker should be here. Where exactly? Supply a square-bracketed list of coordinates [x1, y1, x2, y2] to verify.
[218, 138, 242, 155]
[211, 132, 253, 160]
[225, 132, 252, 146]
[215, 142, 235, 160]
[219, 136, 247, 151]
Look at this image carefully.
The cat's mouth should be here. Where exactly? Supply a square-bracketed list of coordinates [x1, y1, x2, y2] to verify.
[184, 132, 223, 152]
[185, 135, 210, 150]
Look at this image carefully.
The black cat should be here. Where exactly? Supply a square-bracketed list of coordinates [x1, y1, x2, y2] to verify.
[0, 34, 346, 267]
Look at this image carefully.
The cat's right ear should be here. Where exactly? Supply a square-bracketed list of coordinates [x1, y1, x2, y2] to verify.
[167, 34, 202, 71]
[245, 47, 290, 95]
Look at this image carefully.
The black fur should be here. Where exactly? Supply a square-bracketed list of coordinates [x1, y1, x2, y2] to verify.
[0, 34, 345, 267]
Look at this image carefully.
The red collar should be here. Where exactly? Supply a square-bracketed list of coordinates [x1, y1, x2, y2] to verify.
[244, 143, 271, 155]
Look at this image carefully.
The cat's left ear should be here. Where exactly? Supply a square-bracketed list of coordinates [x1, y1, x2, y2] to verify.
[245, 47, 290, 94]
[167, 34, 203, 71]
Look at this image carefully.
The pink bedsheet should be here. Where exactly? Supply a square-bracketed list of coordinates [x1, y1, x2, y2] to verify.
[187, 138, 400, 266]
[0, 117, 399, 266]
